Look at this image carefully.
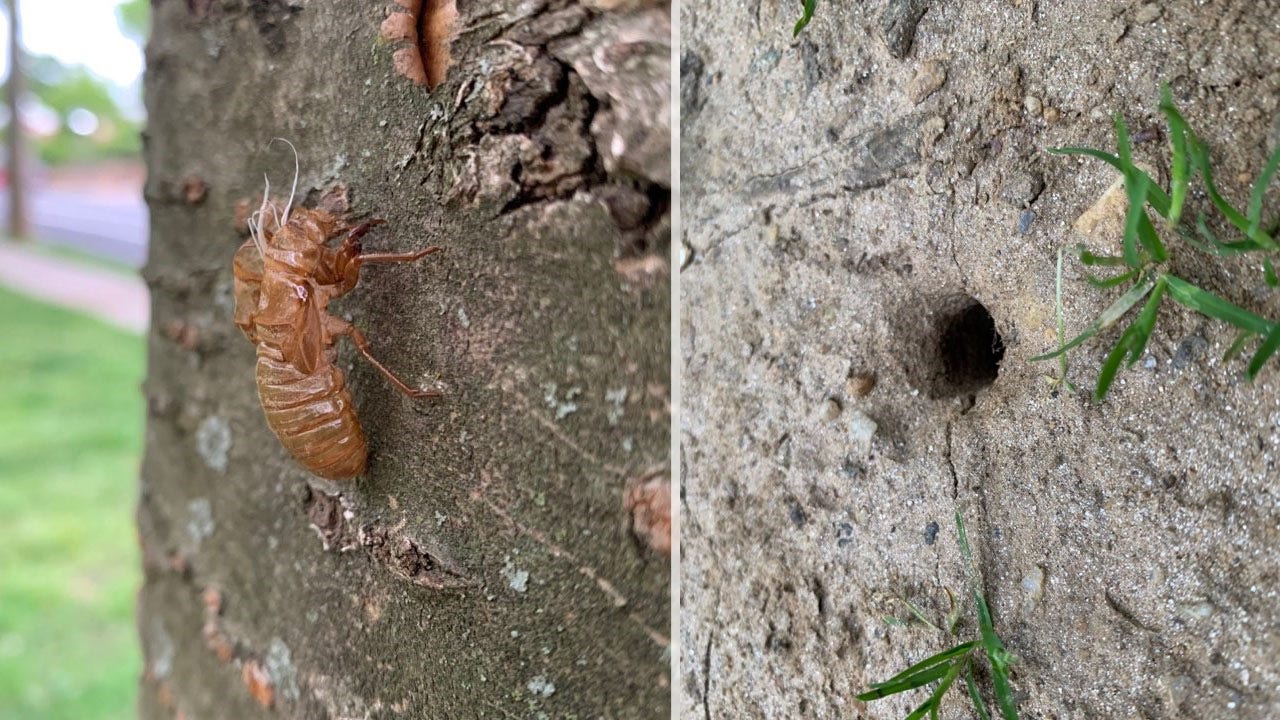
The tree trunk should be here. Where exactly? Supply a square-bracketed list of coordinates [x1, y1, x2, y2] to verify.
[138, 2, 670, 718]
[5, 0, 26, 239]
[681, 1, 1280, 718]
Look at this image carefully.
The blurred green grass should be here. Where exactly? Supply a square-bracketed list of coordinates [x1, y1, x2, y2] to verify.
[0, 286, 143, 719]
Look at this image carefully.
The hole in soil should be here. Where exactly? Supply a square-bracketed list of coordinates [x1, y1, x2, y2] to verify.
[936, 298, 1003, 397]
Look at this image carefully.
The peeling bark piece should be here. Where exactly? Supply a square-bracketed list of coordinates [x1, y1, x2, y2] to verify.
[624, 474, 671, 557]
[880, 0, 931, 59]
[241, 660, 275, 709]
[506, 5, 589, 45]
[421, 0, 458, 87]
[381, 0, 458, 89]
[549, 9, 672, 187]
[180, 175, 207, 204]
[248, 0, 301, 55]
[480, 53, 566, 132]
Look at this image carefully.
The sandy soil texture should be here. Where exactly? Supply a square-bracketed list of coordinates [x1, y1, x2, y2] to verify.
[680, 1, 1280, 717]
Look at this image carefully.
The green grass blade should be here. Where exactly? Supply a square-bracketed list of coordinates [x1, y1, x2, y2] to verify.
[1189, 136, 1276, 248]
[1223, 330, 1253, 362]
[1114, 113, 1134, 172]
[1095, 333, 1131, 401]
[792, 0, 817, 35]
[1247, 141, 1280, 236]
[900, 598, 941, 632]
[1159, 85, 1191, 226]
[990, 659, 1020, 720]
[1079, 249, 1127, 267]
[957, 513, 1009, 668]
[944, 586, 962, 636]
[905, 696, 937, 720]
[1247, 324, 1280, 379]
[904, 658, 965, 720]
[1187, 213, 1267, 256]
[1163, 274, 1274, 335]
[1265, 258, 1279, 288]
[858, 662, 954, 701]
[956, 512, 1018, 719]
[1136, 213, 1168, 262]
[1119, 170, 1145, 266]
[1084, 269, 1139, 289]
[1049, 147, 1172, 215]
[868, 640, 979, 689]
[965, 664, 994, 720]
[904, 700, 934, 720]
[1030, 276, 1157, 361]
[1124, 277, 1166, 366]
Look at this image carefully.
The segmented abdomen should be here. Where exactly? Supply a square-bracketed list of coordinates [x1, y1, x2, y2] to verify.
[255, 353, 367, 480]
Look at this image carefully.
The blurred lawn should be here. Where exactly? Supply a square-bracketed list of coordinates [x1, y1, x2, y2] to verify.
[0, 286, 143, 718]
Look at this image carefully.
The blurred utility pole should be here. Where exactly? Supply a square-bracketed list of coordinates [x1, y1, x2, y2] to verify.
[5, 0, 26, 239]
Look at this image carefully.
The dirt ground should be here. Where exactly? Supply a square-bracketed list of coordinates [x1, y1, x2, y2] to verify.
[679, 1, 1280, 718]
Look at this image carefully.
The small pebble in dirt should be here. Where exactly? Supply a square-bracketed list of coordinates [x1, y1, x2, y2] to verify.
[908, 60, 946, 104]
[1021, 565, 1045, 612]
[1143, 356, 1157, 370]
[836, 522, 855, 548]
[1023, 95, 1042, 116]
[848, 371, 877, 397]
[1000, 171, 1045, 208]
[848, 410, 878, 459]
[787, 499, 809, 527]
[823, 397, 842, 420]
[841, 456, 865, 478]
[923, 521, 939, 545]
[1173, 334, 1209, 370]
[1018, 209, 1035, 235]
[1043, 106, 1061, 124]
[1134, 3, 1161, 23]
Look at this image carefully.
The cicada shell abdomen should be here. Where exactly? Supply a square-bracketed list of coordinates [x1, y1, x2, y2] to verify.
[255, 353, 367, 480]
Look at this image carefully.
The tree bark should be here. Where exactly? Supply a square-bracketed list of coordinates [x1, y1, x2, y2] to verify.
[138, 2, 670, 718]
[5, 0, 26, 239]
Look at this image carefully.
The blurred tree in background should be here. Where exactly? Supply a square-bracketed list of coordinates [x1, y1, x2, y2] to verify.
[116, 0, 147, 44]
[0, 0, 146, 170]
[26, 55, 142, 166]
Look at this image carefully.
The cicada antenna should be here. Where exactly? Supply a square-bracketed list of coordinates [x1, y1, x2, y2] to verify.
[249, 174, 272, 256]
[270, 138, 300, 224]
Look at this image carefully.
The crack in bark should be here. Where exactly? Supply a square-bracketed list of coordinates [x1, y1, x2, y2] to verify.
[303, 486, 472, 590]
[702, 633, 714, 720]
[452, 7, 670, 251]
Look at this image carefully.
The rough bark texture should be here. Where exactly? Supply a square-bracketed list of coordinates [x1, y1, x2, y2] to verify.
[138, 1, 670, 718]
[682, 1, 1279, 719]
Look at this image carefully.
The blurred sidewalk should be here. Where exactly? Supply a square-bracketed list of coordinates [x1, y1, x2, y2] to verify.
[0, 242, 148, 334]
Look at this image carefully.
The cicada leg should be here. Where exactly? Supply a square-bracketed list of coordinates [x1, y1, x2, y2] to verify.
[327, 317, 443, 399]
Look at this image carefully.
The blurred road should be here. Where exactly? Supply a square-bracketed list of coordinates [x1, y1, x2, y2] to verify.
[0, 242, 148, 333]
[0, 188, 148, 267]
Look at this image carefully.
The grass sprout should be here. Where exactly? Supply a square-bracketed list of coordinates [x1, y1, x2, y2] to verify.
[1033, 86, 1280, 399]
[793, 0, 818, 36]
[857, 513, 1018, 720]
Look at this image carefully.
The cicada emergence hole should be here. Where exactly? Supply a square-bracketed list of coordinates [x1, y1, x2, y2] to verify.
[936, 297, 1004, 398]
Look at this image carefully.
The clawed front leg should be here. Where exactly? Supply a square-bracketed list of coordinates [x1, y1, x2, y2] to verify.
[358, 245, 444, 264]
[328, 317, 442, 399]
